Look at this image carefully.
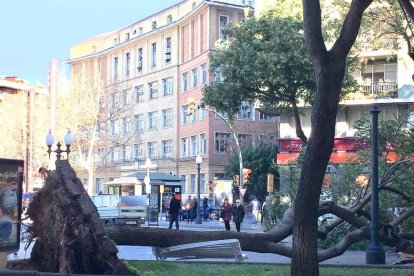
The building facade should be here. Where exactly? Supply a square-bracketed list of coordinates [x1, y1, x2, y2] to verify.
[0, 76, 49, 192]
[68, 0, 279, 196]
[277, 47, 414, 178]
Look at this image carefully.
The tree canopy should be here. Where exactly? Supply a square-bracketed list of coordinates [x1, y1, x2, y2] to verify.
[203, 12, 315, 143]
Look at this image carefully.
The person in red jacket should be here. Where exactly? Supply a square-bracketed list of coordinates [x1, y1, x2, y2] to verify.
[220, 198, 232, 231]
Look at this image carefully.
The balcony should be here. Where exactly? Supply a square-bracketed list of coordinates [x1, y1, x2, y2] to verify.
[346, 81, 398, 100]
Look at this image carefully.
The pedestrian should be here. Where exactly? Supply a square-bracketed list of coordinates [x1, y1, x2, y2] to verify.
[168, 193, 181, 230]
[220, 198, 232, 231]
[252, 197, 259, 224]
[184, 195, 193, 223]
[202, 196, 209, 221]
[232, 199, 245, 232]
[192, 196, 198, 221]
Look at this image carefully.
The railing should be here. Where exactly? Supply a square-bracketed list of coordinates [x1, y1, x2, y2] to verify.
[359, 82, 398, 98]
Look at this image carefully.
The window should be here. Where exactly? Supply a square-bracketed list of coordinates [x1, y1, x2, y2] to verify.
[96, 178, 104, 194]
[199, 133, 206, 154]
[113, 57, 119, 80]
[167, 15, 173, 24]
[133, 143, 144, 160]
[137, 48, 143, 72]
[191, 67, 198, 88]
[138, 27, 143, 35]
[200, 63, 207, 84]
[135, 114, 144, 132]
[190, 135, 197, 156]
[238, 133, 254, 147]
[162, 108, 173, 128]
[125, 32, 130, 41]
[238, 101, 253, 120]
[152, 21, 157, 30]
[259, 111, 272, 121]
[191, 174, 196, 193]
[181, 175, 187, 193]
[180, 137, 188, 157]
[162, 140, 173, 158]
[181, 105, 189, 125]
[151, 42, 157, 68]
[214, 68, 223, 82]
[125, 52, 130, 78]
[219, 16, 228, 40]
[134, 85, 144, 103]
[109, 147, 114, 163]
[110, 120, 115, 136]
[165, 37, 172, 63]
[149, 81, 158, 99]
[148, 142, 157, 158]
[198, 98, 206, 120]
[216, 110, 229, 119]
[133, 144, 139, 160]
[215, 132, 230, 153]
[182, 72, 188, 92]
[97, 148, 105, 165]
[120, 90, 128, 106]
[97, 122, 104, 137]
[120, 145, 127, 161]
[120, 117, 129, 134]
[162, 77, 173, 96]
[148, 111, 158, 130]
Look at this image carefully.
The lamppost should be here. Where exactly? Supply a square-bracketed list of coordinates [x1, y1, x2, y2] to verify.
[366, 105, 385, 264]
[144, 157, 152, 196]
[144, 157, 151, 226]
[195, 154, 202, 224]
[45, 129, 74, 160]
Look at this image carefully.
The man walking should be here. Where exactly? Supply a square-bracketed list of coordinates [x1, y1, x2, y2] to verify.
[202, 196, 209, 221]
[168, 193, 181, 229]
[232, 199, 245, 232]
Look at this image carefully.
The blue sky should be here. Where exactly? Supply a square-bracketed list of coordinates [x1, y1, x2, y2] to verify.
[0, 0, 182, 85]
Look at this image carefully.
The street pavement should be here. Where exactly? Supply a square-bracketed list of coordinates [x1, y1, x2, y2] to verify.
[8, 215, 414, 268]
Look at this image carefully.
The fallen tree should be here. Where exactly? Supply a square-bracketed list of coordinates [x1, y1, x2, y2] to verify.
[105, 158, 414, 263]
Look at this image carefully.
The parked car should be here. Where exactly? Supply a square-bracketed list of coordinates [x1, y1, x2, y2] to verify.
[181, 207, 220, 220]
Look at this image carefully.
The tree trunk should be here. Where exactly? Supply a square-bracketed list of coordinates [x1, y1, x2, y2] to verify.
[27, 160, 131, 275]
[295, 1, 373, 275]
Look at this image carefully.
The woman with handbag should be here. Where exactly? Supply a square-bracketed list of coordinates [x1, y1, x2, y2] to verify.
[220, 198, 232, 231]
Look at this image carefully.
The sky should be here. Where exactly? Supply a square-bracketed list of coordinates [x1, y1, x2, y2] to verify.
[0, 0, 182, 85]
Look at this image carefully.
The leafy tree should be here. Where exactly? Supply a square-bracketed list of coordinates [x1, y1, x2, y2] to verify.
[203, 12, 315, 143]
[224, 144, 278, 202]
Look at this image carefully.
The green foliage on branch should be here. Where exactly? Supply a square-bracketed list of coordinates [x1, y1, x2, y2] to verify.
[203, 11, 315, 120]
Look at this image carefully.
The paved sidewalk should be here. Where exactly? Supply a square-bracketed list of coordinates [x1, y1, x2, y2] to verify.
[8, 217, 414, 268]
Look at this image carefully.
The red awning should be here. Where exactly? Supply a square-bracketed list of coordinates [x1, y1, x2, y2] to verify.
[277, 151, 401, 165]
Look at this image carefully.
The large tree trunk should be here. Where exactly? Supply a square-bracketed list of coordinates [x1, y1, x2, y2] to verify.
[27, 160, 131, 275]
[294, 1, 373, 275]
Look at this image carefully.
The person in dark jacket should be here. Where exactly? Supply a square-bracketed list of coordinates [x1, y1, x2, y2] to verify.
[220, 198, 232, 231]
[232, 199, 245, 232]
[168, 193, 182, 229]
[202, 196, 209, 221]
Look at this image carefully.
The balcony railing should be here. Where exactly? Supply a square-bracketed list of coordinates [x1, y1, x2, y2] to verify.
[359, 82, 398, 98]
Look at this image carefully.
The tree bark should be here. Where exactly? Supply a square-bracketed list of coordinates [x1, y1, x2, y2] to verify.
[294, 1, 373, 275]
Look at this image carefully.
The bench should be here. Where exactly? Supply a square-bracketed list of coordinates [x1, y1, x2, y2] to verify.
[152, 239, 248, 262]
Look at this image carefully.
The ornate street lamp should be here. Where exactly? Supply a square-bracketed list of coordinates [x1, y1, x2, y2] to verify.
[195, 154, 202, 224]
[366, 105, 385, 264]
[46, 129, 74, 160]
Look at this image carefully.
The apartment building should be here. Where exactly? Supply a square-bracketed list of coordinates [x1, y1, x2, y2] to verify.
[277, 46, 414, 171]
[0, 76, 49, 192]
[68, 0, 279, 196]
